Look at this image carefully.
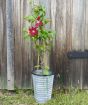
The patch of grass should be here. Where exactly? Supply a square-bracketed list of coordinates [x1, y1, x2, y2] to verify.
[0, 89, 88, 105]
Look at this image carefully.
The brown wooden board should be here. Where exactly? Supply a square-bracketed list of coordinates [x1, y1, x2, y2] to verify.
[0, 0, 88, 89]
[0, 0, 7, 89]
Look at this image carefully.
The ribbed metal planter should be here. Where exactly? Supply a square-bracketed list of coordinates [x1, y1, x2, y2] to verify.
[32, 70, 54, 104]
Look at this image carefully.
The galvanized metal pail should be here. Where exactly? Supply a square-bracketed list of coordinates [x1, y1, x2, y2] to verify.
[32, 70, 54, 104]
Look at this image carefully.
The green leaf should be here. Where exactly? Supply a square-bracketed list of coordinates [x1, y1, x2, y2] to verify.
[42, 6, 46, 12]
[34, 6, 39, 12]
[23, 27, 27, 32]
[43, 70, 49, 75]
[28, 0, 33, 4]
[33, 5, 46, 18]
[24, 15, 35, 22]
[41, 29, 48, 35]
[43, 19, 51, 24]
[23, 34, 30, 40]
[43, 66, 50, 75]
[23, 28, 30, 40]
[31, 37, 38, 42]
[44, 66, 49, 70]
[48, 30, 56, 34]
[34, 65, 41, 69]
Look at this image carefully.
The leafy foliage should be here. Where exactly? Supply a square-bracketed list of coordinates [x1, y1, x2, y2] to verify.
[23, 4, 55, 74]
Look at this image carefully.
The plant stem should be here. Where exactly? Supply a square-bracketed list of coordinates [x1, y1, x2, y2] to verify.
[37, 51, 39, 70]
[43, 41, 46, 70]
[37, 40, 40, 70]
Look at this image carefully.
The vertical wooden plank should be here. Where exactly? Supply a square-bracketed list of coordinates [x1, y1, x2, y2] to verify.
[14, 0, 32, 88]
[72, 0, 85, 51]
[20, 0, 25, 88]
[83, 59, 88, 89]
[65, 0, 73, 88]
[14, 0, 22, 88]
[69, 59, 83, 89]
[6, 0, 14, 90]
[50, 0, 56, 81]
[66, 0, 72, 51]
[56, 0, 66, 85]
[83, 0, 88, 89]
[0, 0, 3, 89]
[51, 0, 66, 88]
[0, 0, 7, 89]
[80, 0, 85, 51]
[51, 0, 56, 48]
[55, 0, 66, 52]
[22, 0, 32, 88]
[84, 0, 87, 89]
[80, 59, 83, 89]
[85, 0, 88, 49]
[51, 0, 56, 31]
[71, 0, 86, 89]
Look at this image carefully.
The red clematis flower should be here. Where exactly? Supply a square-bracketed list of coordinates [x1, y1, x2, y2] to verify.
[35, 16, 43, 28]
[35, 20, 43, 28]
[36, 16, 40, 20]
[28, 27, 38, 37]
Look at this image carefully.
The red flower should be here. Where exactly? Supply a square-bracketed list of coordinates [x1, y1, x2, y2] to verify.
[35, 16, 43, 28]
[28, 27, 38, 37]
[37, 16, 40, 20]
[35, 20, 43, 28]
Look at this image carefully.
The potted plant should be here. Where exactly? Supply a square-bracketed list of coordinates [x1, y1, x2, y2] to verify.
[23, 4, 55, 104]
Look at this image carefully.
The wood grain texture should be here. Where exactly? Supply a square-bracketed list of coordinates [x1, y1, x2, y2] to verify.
[69, 59, 83, 89]
[0, 0, 7, 89]
[72, 0, 84, 50]
[0, 0, 88, 89]
[6, 0, 14, 90]
[13, 0, 32, 88]
[83, 59, 88, 89]
[85, 0, 88, 49]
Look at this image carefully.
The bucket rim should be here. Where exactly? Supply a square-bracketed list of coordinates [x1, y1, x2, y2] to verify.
[32, 69, 54, 76]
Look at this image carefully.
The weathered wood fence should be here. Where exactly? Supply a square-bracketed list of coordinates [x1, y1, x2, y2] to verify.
[0, 0, 88, 89]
